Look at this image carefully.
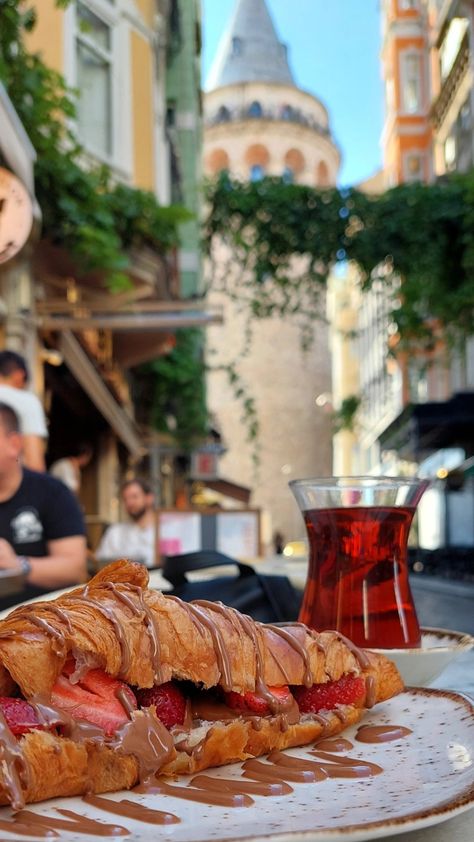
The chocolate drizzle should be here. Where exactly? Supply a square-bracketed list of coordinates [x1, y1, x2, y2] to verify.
[192, 602, 304, 713]
[3, 613, 67, 659]
[329, 630, 371, 669]
[67, 591, 132, 674]
[168, 598, 233, 691]
[0, 709, 30, 811]
[97, 583, 163, 683]
[266, 624, 313, 688]
[109, 709, 175, 781]
[32, 698, 105, 744]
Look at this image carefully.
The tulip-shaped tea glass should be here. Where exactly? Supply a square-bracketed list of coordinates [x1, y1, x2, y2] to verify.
[289, 477, 429, 649]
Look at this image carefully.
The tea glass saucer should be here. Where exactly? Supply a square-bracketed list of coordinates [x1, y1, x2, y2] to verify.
[369, 626, 474, 686]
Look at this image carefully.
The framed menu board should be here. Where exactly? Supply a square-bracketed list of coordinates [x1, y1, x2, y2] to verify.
[157, 509, 261, 560]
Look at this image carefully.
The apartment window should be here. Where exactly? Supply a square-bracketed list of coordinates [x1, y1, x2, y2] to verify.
[75, 1, 115, 158]
[404, 153, 423, 181]
[460, 98, 471, 131]
[444, 136, 457, 171]
[439, 18, 469, 81]
[399, 0, 418, 10]
[385, 77, 395, 113]
[402, 53, 422, 113]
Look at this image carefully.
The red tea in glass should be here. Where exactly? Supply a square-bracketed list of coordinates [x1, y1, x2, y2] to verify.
[289, 478, 428, 649]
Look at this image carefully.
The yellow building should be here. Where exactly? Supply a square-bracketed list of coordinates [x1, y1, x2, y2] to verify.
[0, 1, 220, 548]
[27, 0, 166, 194]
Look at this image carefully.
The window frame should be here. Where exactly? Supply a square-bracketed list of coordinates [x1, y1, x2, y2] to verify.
[402, 150, 424, 182]
[65, 0, 130, 173]
[400, 50, 423, 115]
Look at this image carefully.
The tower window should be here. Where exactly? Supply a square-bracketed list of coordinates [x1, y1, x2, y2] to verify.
[206, 148, 230, 175]
[216, 105, 231, 123]
[232, 37, 242, 56]
[250, 164, 265, 181]
[316, 161, 329, 186]
[284, 148, 305, 175]
[248, 101, 263, 118]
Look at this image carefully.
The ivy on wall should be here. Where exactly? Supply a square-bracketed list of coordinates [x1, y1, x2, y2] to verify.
[204, 173, 474, 352]
[132, 329, 208, 449]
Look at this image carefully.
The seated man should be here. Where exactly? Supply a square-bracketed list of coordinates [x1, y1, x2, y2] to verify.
[0, 403, 87, 610]
[96, 478, 157, 568]
[0, 350, 48, 471]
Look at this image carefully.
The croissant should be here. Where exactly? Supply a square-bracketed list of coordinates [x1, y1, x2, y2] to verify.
[0, 560, 403, 809]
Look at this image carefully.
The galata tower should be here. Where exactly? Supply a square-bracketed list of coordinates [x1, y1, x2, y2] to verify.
[204, 0, 341, 550]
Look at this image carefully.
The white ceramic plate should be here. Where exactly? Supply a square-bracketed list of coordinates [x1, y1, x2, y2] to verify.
[1, 687, 473, 842]
[369, 627, 474, 687]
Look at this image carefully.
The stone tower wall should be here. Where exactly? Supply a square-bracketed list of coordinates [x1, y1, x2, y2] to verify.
[204, 82, 338, 553]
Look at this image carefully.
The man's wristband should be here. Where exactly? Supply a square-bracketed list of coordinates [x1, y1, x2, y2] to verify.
[16, 556, 32, 578]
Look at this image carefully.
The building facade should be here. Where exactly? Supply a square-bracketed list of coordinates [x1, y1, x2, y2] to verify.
[203, 0, 339, 549]
[330, 0, 474, 551]
[0, 0, 214, 548]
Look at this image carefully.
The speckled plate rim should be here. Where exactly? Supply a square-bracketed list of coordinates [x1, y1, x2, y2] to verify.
[368, 626, 474, 657]
[2, 688, 472, 842]
[221, 688, 474, 842]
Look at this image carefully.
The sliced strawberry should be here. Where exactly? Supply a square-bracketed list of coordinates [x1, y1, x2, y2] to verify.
[135, 681, 186, 730]
[51, 669, 137, 736]
[292, 674, 366, 714]
[79, 669, 137, 710]
[0, 697, 46, 736]
[225, 685, 291, 715]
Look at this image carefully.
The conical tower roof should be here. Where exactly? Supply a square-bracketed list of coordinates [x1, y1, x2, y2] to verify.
[207, 0, 295, 90]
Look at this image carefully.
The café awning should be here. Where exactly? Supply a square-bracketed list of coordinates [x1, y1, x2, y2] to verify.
[59, 331, 144, 459]
[380, 392, 474, 460]
[37, 303, 223, 333]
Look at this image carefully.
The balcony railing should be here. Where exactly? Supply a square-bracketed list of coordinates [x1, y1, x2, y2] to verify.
[205, 104, 331, 138]
[431, 30, 470, 129]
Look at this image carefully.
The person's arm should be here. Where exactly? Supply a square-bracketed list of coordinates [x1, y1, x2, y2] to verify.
[0, 536, 87, 590]
[27, 535, 87, 589]
[22, 434, 46, 472]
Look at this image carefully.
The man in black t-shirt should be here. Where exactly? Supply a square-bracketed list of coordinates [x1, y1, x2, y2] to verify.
[0, 402, 87, 610]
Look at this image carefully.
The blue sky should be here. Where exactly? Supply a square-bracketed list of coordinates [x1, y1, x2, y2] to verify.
[201, 0, 384, 187]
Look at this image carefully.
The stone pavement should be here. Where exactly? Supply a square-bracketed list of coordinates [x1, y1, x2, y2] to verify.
[410, 574, 474, 699]
[410, 574, 474, 635]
